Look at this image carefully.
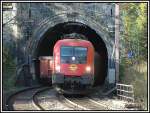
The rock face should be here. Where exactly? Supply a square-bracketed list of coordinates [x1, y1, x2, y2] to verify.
[3, 3, 116, 86]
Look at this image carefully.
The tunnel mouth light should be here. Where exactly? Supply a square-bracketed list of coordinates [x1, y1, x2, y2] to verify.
[86, 66, 91, 72]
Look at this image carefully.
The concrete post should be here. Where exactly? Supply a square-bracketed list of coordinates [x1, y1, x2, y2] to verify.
[115, 3, 120, 83]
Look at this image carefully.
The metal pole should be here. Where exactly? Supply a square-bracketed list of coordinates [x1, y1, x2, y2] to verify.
[115, 3, 120, 82]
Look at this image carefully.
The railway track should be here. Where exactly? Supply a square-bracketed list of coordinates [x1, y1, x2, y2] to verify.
[6, 86, 130, 110]
[33, 88, 77, 110]
[6, 86, 50, 110]
[32, 88, 110, 110]
[62, 95, 110, 110]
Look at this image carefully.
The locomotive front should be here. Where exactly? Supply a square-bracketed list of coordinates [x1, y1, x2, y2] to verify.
[52, 38, 94, 94]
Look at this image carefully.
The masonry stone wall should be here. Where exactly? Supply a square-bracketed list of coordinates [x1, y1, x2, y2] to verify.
[3, 3, 116, 85]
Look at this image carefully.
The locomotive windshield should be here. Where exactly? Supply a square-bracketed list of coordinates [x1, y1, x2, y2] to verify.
[61, 46, 87, 64]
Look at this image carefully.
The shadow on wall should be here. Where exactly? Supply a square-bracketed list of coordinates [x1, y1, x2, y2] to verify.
[94, 52, 107, 86]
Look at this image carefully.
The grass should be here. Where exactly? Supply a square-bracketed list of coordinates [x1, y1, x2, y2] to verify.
[119, 61, 148, 110]
[3, 60, 24, 92]
[3, 67, 16, 90]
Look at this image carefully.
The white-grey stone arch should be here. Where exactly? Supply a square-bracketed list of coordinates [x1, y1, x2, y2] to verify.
[30, 12, 114, 56]
[28, 12, 115, 85]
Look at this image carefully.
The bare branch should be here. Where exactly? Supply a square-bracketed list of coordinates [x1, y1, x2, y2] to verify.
[3, 15, 17, 27]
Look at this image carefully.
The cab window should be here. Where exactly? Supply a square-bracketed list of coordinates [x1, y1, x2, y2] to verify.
[61, 46, 87, 64]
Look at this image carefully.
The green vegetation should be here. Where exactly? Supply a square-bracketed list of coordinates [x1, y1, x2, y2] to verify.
[3, 46, 17, 91]
[120, 3, 147, 61]
[120, 62, 147, 110]
[119, 3, 148, 110]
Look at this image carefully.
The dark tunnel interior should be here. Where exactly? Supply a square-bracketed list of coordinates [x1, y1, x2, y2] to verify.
[34, 21, 108, 86]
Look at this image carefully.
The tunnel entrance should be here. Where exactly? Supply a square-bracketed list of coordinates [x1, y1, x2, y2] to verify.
[34, 21, 108, 86]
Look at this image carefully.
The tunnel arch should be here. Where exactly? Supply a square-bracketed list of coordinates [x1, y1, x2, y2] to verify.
[28, 13, 114, 86]
[30, 13, 114, 56]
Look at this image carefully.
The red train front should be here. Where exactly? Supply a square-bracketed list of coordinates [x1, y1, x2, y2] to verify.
[52, 38, 94, 93]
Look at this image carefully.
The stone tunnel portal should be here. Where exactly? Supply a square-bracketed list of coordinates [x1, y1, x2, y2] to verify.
[33, 22, 108, 86]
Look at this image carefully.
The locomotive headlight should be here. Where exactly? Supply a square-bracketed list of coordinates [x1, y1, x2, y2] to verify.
[55, 65, 60, 72]
[72, 56, 76, 61]
[86, 66, 91, 72]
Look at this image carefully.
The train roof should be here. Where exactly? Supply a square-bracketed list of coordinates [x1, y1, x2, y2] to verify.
[54, 38, 94, 48]
[39, 56, 53, 60]
[58, 38, 90, 43]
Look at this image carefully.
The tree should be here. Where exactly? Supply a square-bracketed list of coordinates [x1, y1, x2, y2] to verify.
[120, 3, 147, 64]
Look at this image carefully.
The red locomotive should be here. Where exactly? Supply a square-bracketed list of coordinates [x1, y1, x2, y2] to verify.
[52, 38, 94, 93]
